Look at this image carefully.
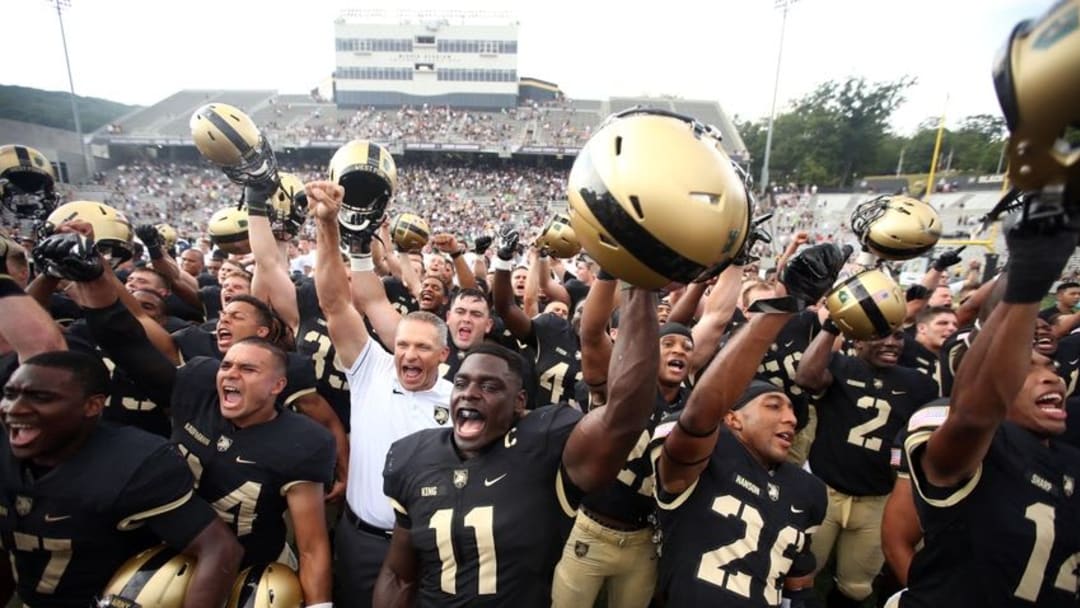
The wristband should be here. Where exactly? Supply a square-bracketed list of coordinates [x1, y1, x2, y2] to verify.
[305, 603, 333, 608]
[491, 257, 513, 272]
[350, 254, 374, 273]
[676, 416, 718, 438]
[450, 249, 464, 259]
[0, 274, 24, 298]
[597, 269, 616, 281]
[822, 318, 841, 335]
[147, 246, 164, 261]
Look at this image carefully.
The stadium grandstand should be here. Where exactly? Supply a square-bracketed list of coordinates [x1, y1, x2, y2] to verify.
[4, 7, 1027, 275]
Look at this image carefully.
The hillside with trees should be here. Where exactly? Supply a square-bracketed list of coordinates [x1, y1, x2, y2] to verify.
[0, 84, 137, 133]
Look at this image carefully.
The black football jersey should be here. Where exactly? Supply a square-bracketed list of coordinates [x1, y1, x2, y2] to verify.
[902, 408, 1080, 607]
[937, 323, 975, 397]
[650, 424, 827, 607]
[522, 313, 582, 408]
[295, 279, 352, 429]
[172, 326, 318, 410]
[756, 310, 820, 430]
[0, 423, 214, 608]
[60, 321, 170, 437]
[384, 276, 419, 316]
[169, 358, 335, 566]
[439, 339, 469, 383]
[808, 355, 938, 496]
[165, 292, 205, 323]
[383, 405, 583, 607]
[581, 387, 690, 527]
[1053, 334, 1080, 398]
[898, 339, 943, 396]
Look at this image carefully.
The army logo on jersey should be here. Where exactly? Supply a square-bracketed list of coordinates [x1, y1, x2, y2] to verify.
[575, 541, 589, 557]
[434, 406, 450, 425]
[768, 482, 780, 502]
[15, 496, 32, 516]
[453, 469, 469, 489]
[217, 435, 233, 452]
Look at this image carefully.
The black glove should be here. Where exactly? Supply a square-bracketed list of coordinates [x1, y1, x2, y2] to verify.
[781, 243, 852, 308]
[1002, 208, 1079, 303]
[32, 232, 104, 282]
[134, 224, 164, 260]
[473, 235, 493, 255]
[732, 213, 774, 266]
[932, 246, 966, 272]
[243, 180, 278, 217]
[496, 225, 520, 261]
[282, 191, 308, 239]
[905, 284, 930, 301]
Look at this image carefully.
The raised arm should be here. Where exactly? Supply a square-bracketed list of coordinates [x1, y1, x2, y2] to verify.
[491, 225, 533, 340]
[578, 275, 617, 407]
[243, 188, 300, 333]
[668, 281, 707, 326]
[432, 233, 476, 290]
[793, 323, 838, 394]
[136, 225, 203, 314]
[924, 225, 1077, 487]
[308, 180, 371, 369]
[689, 264, 743, 376]
[537, 252, 571, 306]
[661, 244, 844, 494]
[563, 285, 658, 493]
[349, 258, 403, 351]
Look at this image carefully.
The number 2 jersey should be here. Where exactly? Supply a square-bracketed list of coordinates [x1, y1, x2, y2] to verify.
[902, 406, 1080, 607]
[0, 423, 215, 608]
[649, 424, 827, 607]
[383, 404, 584, 607]
[171, 357, 335, 566]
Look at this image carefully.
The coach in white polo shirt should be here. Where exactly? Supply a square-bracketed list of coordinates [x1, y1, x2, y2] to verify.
[309, 180, 452, 608]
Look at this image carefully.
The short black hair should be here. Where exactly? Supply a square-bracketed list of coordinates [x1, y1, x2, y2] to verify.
[229, 337, 287, 377]
[452, 287, 490, 313]
[22, 350, 110, 398]
[916, 305, 956, 325]
[1057, 282, 1080, 293]
[462, 343, 525, 388]
[227, 294, 292, 350]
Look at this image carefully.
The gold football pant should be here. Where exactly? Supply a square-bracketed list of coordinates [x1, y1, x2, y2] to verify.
[809, 486, 889, 601]
[551, 508, 657, 608]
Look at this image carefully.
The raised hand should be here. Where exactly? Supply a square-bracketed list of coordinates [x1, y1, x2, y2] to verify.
[932, 246, 966, 272]
[782, 243, 853, 309]
[496, 224, 520, 261]
[32, 232, 104, 282]
[473, 235, 493, 256]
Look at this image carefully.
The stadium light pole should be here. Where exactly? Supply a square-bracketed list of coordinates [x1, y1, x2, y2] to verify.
[48, 0, 93, 181]
[759, 0, 798, 195]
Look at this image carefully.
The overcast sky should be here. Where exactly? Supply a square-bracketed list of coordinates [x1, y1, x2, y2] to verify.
[6, 0, 1047, 135]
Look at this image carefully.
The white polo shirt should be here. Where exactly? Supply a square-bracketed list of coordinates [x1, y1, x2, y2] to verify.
[345, 339, 453, 530]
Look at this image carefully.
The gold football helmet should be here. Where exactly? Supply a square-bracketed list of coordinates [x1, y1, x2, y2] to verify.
[825, 268, 907, 340]
[190, 103, 278, 187]
[850, 195, 942, 260]
[328, 140, 397, 235]
[208, 206, 251, 254]
[0, 144, 58, 219]
[993, 0, 1080, 191]
[566, 108, 751, 288]
[390, 212, 430, 251]
[226, 562, 303, 608]
[99, 545, 195, 608]
[155, 223, 178, 251]
[267, 172, 307, 240]
[536, 213, 581, 259]
[42, 201, 134, 265]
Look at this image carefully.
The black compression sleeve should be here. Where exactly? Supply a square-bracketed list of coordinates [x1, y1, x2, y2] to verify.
[84, 300, 177, 408]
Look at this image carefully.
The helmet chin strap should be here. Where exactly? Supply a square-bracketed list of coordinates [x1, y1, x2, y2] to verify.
[854, 250, 878, 268]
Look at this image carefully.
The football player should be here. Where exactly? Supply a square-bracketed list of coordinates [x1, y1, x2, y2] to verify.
[0, 264, 242, 607]
[492, 224, 582, 407]
[898, 306, 958, 394]
[40, 234, 338, 607]
[900, 216, 1080, 606]
[649, 243, 846, 607]
[795, 315, 938, 606]
[374, 280, 660, 607]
